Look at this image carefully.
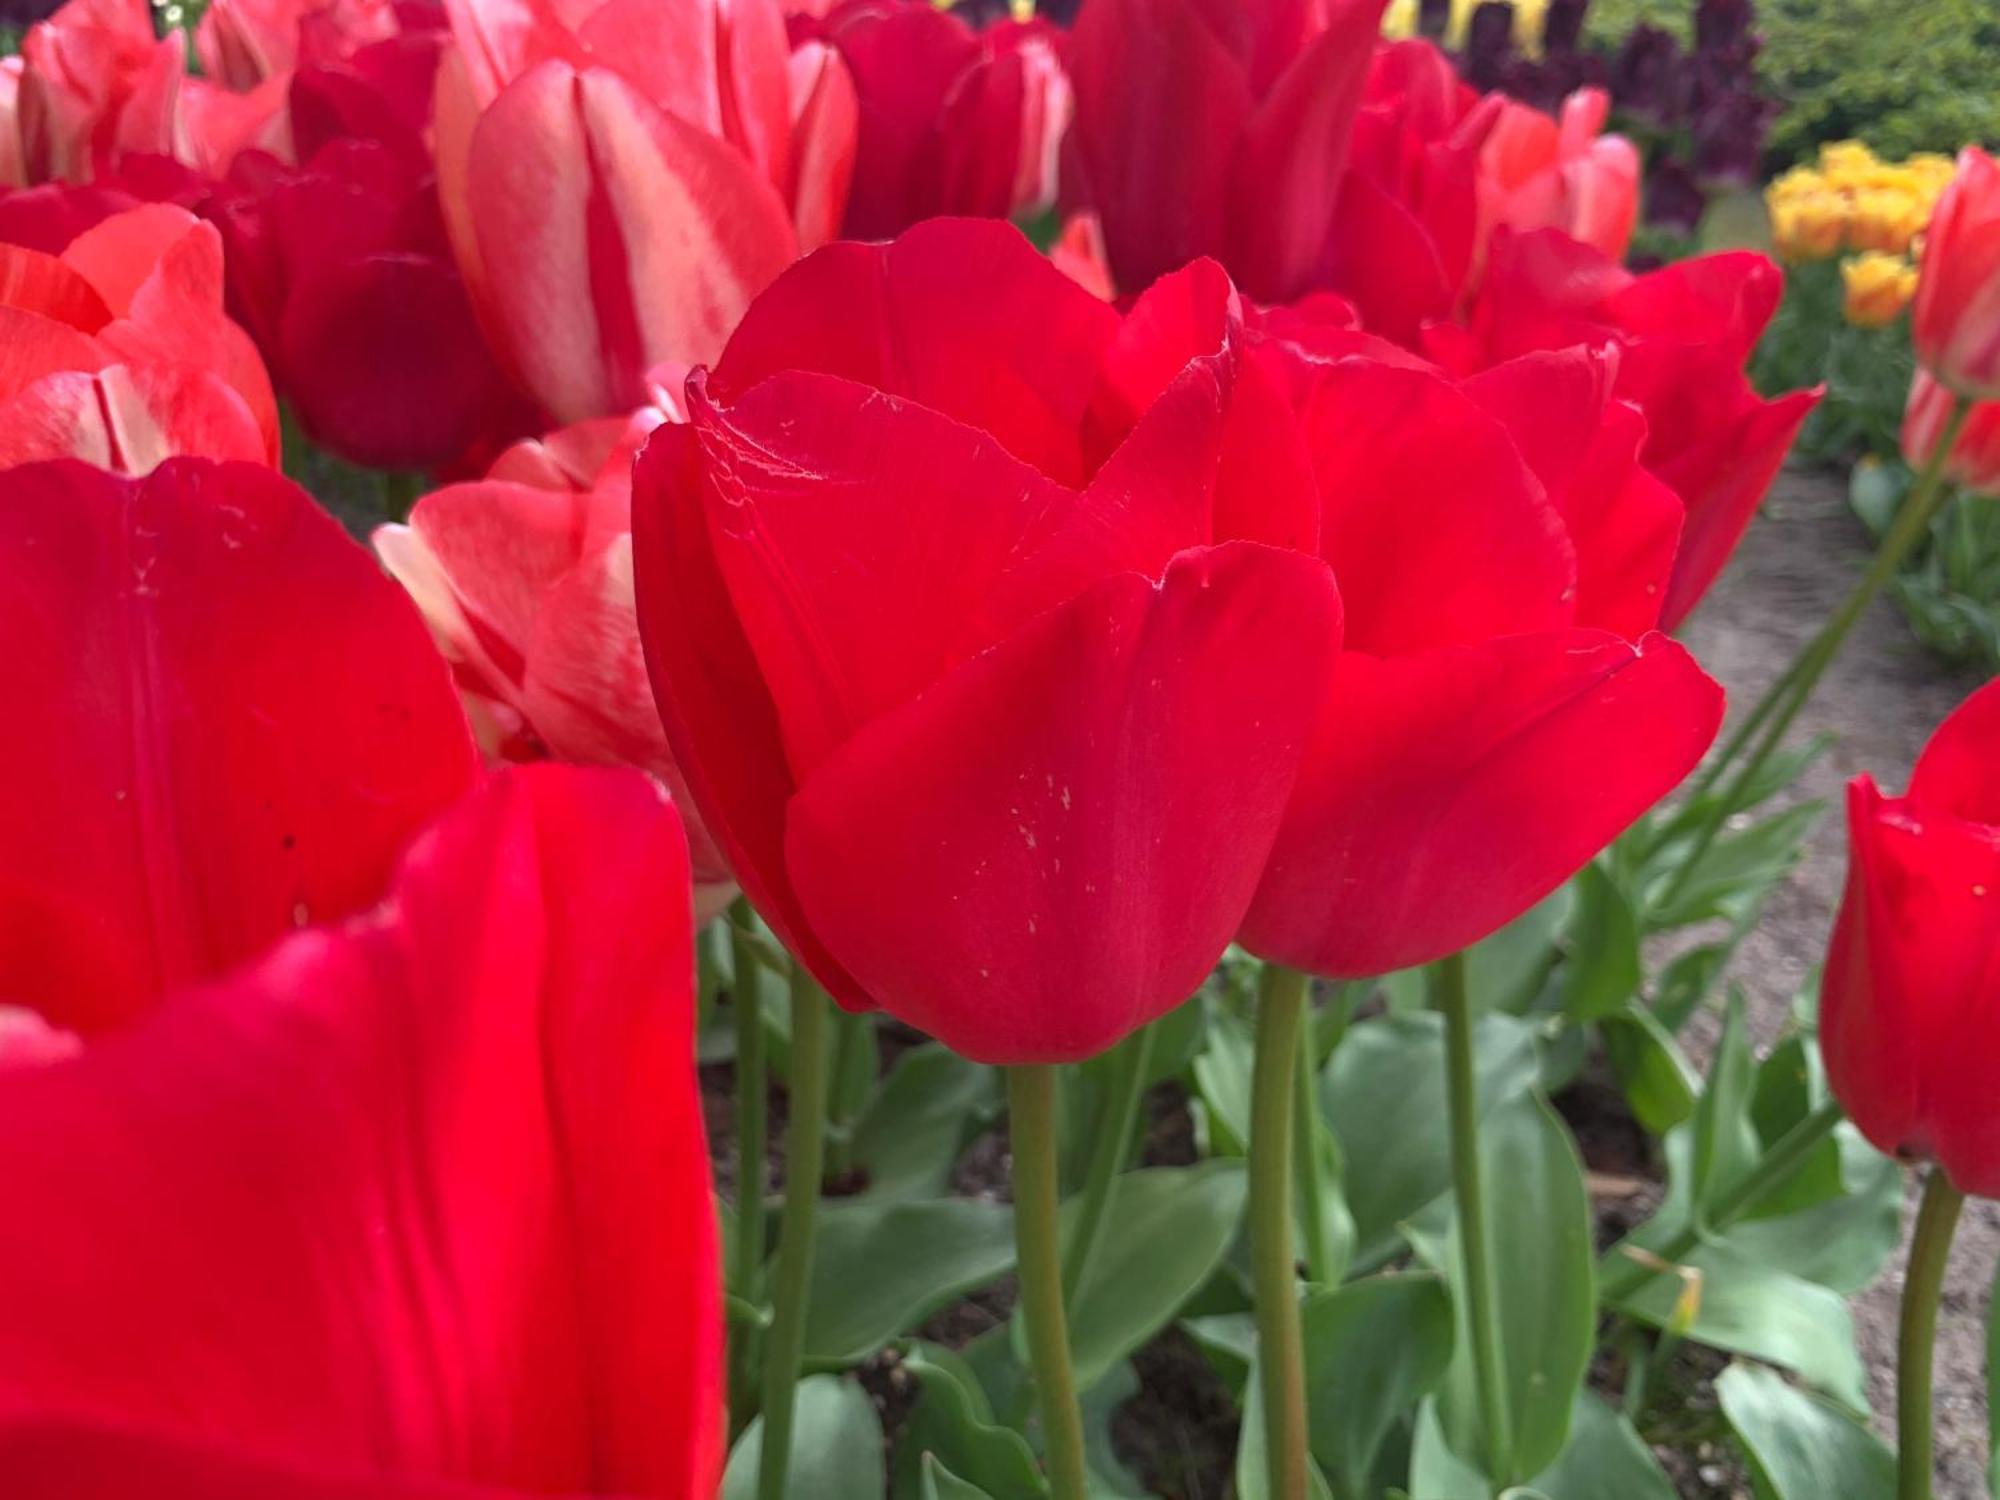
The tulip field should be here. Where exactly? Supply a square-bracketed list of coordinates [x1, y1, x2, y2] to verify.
[6, 0, 2000, 1495]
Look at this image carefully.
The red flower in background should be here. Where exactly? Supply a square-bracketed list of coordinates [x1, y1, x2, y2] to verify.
[1426, 227, 1819, 627]
[377, 406, 739, 920]
[1823, 678, 2000, 1198]
[634, 219, 1342, 1064]
[1233, 309, 1723, 978]
[207, 3, 537, 471]
[1904, 369, 2000, 497]
[1912, 146, 2000, 400]
[433, 0, 858, 423]
[798, 0, 1069, 237]
[0, 457, 723, 1498]
[0, 200, 279, 470]
[1064, 0, 1389, 303]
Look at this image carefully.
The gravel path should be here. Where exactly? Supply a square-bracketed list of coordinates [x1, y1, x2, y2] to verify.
[1680, 464, 1992, 1496]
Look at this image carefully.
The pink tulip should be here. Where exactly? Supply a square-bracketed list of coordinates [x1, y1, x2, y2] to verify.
[434, 0, 857, 423]
[1479, 87, 1639, 265]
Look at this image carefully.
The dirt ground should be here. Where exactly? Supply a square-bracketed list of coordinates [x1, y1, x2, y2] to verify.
[1678, 464, 1993, 1496]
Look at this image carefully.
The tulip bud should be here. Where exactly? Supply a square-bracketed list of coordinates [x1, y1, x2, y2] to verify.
[1912, 146, 2000, 398]
[1823, 678, 2000, 1198]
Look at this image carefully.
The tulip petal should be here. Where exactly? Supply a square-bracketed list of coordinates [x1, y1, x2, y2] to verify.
[786, 41, 858, 253]
[633, 421, 872, 1008]
[0, 303, 111, 403]
[784, 541, 1341, 1064]
[711, 218, 1120, 486]
[0, 241, 111, 330]
[1224, 0, 1388, 303]
[1298, 358, 1574, 652]
[0, 363, 269, 472]
[0, 459, 477, 1032]
[1243, 630, 1722, 977]
[1910, 675, 2000, 825]
[1464, 350, 1681, 637]
[468, 60, 797, 423]
[0, 766, 723, 1498]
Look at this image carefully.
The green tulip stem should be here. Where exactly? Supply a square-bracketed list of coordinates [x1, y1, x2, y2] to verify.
[727, 910, 768, 1426]
[1898, 1166, 1966, 1500]
[1437, 949, 1515, 1487]
[1062, 1021, 1157, 1307]
[1249, 962, 1312, 1500]
[1008, 1065, 1091, 1500]
[1601, 1097, 1846, 1302]
[1295, 1007, 1336, 1286]
[822, 1008, 871, 1183]
[756, 965, 831, 1500]
[1654, 393, 1973, 914]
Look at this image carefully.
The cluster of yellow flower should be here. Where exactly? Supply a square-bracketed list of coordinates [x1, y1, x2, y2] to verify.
[1767, 141, 1955, 328]
[1382, 0, 1552, 54]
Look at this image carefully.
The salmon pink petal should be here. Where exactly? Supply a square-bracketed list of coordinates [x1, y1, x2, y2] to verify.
[0, 765, 723, 1498]
[0, 363, 268, 472]
[0, 459, 477, 1033]
[0, 241, 111, 329]
[785, 541, 1342, 1064]
[467, 60, 798, 423]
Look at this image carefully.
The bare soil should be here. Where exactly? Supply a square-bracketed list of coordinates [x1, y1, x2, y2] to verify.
[1678, 465, 1993, 1497]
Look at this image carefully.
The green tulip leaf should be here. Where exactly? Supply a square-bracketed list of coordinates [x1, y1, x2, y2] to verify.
[1426, 1093, 1595, 1482]
[1558, 864, 1642, 1022]
[1063, 1161, 1250, 1391]
[1300, 1272, 1456, 1500]
[920, 1457, 994, 1500]
[1718, 1361, 1893, 1499]
[722, 1374, 882, 1500]
[1323, 1012, 1542, 1268]
[1601, 1007, 1699, 1135]
[850, 1044, 998, 1202]
[892, 1343, 1047, 1500]
[802, 1199, 1014, 1366]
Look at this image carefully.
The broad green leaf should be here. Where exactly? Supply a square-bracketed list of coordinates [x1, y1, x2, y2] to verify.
[1300, 1273, 1455, 1500]
[921, 1457, 994, 1500]
[1718, 1362, 1893, 1499]
[1408, 1397, 1490, 1500]
[1064, 1161, 1249, 1390]
[892, 1343, 1046, 1500]
[1529, 1392, 1675, 1500]
[1650, 942, 1728, 1034]
[802, 1200, 1014, 1365]
[1299, 1092, 1357, 1285]
[851, 1044, 997, 1202]
[1429, 1094, 1595, 1481]
[1721, 1131, 1902, 1294]
[723, 1375, 882, 1500]
[1237, 1363, 1336, 1500]
[1605, 1241, 1868, 1409]
[1080, 1361, 1149, 1498]
[1466, 888, 1572, 1015]
[1601, 1008, 1698, 1134]
[1558, 864, 1641, 1022]
[1181, 1312, 1254, 1395]
[1323, 1013, 1542, 1267]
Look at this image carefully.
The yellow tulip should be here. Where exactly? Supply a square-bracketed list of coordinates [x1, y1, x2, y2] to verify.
[1771, 191, 1849, 261]
[1841, 251, 1920, 328]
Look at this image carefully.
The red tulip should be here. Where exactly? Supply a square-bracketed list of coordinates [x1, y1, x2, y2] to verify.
[633, 219, 1342, 1064]
[0, 458, 479, 1032]
[433, 0, 857, 423]
[0, 453, 722, 1494]
[1912, 146, 2000, 400]
[1427, 227, 1819, 628]
[0, 200, 280, 470]
[798, 0, 1069, 237]
[195, 0, 398, 92]
[1234, 331, 1723, 978]
[205, 13, 539, 473]
[377, 408, 738, 919]
[1904, 369, 2000, 496]
[1065, 0, 1390, 303]
[1823, 678, 2000, 1197]
[0, 767, 724, 1498]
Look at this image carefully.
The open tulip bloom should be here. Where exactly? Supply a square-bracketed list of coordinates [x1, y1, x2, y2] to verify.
[0, 459, 723, 1497]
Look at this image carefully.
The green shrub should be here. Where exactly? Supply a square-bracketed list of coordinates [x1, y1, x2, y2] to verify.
[1586, 0, 2000, 166]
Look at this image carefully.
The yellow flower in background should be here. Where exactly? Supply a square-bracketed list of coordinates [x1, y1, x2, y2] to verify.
[1765, 140, 1959, 264]
[1378, 0, 1552, 54]
[1772, 191, 1850, 262]
[1842, 251, 1920, 328]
